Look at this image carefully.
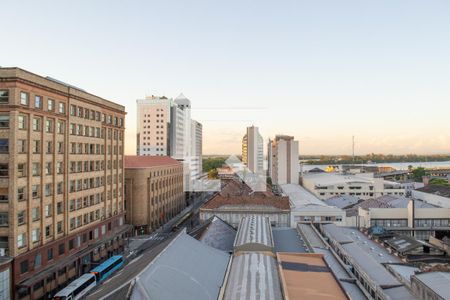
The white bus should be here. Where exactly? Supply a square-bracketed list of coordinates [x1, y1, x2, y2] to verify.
[53, 273, 97, 300]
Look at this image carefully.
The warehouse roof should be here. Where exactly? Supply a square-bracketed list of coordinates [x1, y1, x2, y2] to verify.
[412, 272, 450, 299]
[415, 185, 450, 198]
[223, 253, 282, 300]
[234, 216, 274, 252]
[130, 232, 230, 300]
[276, 253, 348, 300]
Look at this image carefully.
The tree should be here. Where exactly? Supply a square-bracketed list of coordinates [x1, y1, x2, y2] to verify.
[207, 169, 218, 179]
[411, 167, 426, 182]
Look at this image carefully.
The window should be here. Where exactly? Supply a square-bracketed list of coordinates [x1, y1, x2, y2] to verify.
[0, 90, 8, 104]
[35, 253, 42, 269]
[34, 95, 42, 109]
[17, 139, 27, 153]
[32, 163, 40, 176]
[45, 162, 52, 175]
[58, 243, 65, 255]
[57, 182, 63, 194]
[32, 229, 40, 242]
[17, 163, 27, 177]
[46, 141, 53, 154]
[57, 202, 63, 214]
[0, 213, 8, 227]
[17, 187, 26, 201]
[20, 92, 29, 105]
[47, 248, 53, 260]
[18, 115, 27, 129]
[0, 115, 9, 128]
[17, 211, 26, 225]
[0, 164, 8, 177]
[32, 184, 40, 198]
[56, 162, 63, 174]
[47, 99, 54, 111]
[32, 117, 41, 131]
[45, 119, 53, 133]
[57, 121, 65, 134]
[57, 221, 63, 234]
[45, 183, 52, 196]
[57, 142, 64, 154]
[45, 204, 52, 217]
[32, 207, 40, 221]
[0, 139, 8, 153]
[58, 102, 65, 114]
[33, 140, 41, 154]
[45, 225, 52, 237]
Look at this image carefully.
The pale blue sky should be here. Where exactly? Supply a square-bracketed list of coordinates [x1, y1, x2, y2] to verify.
[2, 0, 450, 155]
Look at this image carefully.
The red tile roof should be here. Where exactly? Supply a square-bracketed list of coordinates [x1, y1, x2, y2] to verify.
[124, 155, 181, 168]
[202, 178, 290, 210]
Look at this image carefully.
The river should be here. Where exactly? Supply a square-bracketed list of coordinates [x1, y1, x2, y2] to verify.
[302, 161, 450, 172]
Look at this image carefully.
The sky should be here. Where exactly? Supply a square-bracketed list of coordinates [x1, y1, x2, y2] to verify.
[2, 0, 450, 155]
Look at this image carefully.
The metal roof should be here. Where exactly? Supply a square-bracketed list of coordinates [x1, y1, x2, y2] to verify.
[223, 253, 282, 300]
[280, 184, 330, 208]
[234, 216, 274, 252]
[413, 272, 450, 299]
[130, 232, 230, 300]
[191, 216, 236, 252]
[324, 195, 360, 208]
[272, 227, 306, 252]
[384, 235, 437, 254]
[322, 224, 354, 244]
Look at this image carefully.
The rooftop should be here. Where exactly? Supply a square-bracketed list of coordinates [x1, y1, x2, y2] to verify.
[302, 172, 375, 186]
[124, 155, 180, 169]
[223, 253, 282, 300]
[413, 272, 450, 299]
[276, 253, 348, 300]
[272, 227, 307, 252]
[415, 185, 450, 198]
[324, 195, 361, 209]
[234, 216, 274, 252]
[202, 179, 290, 210]
[129, 231, 230, 300]
[190, 216, 236, 252]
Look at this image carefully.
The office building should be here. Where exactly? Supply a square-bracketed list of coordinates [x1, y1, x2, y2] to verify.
[242, 125, 263, 174]
[124, 156, 185, 234]
[0, 67, 129, 299]
[136, 95, 172, 156]
[267, 135, 299, 185]
[136, 94, 203, 184]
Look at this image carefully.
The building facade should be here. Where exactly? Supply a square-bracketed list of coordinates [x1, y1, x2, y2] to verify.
[267, 135, 299, 185]
[302, 172, 406, 200]
[136, 96, 172, 156]
[124, 156, 185, 234]
[0, 67, 129, 299]
[242, 125, 263, 174]
[136, 94, 202, 185]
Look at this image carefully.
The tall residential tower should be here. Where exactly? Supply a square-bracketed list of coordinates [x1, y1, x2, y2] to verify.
[242, 126, 263, 174]
[268, 135, 299, 185]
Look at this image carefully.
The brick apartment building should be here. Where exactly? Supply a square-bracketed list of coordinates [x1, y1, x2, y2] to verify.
[124, 156, 185, 234]
[0, 67, 130, 299]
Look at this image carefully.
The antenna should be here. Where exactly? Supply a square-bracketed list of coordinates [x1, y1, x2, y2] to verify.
[352, 136, 355, 164]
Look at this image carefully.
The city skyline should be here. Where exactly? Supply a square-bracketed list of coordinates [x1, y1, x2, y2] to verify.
[2, 1, 450, 155]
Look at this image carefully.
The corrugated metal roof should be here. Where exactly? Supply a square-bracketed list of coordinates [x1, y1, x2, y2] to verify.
[223, 253, 282, 300]
[413, 272, 450, 299]
[234, 216, 274, 252]
[130, 232, 230, 300]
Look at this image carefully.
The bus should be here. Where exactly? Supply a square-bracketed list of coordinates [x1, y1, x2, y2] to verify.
[90, 255, 124, 282]
[53, 273, 96, 300]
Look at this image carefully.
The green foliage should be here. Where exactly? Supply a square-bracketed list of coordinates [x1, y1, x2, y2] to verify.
[412, 167, 426, 182]
[428, 178, 450, 186]
[207, 169, 219, 179]
[202, 157, 226, 172]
